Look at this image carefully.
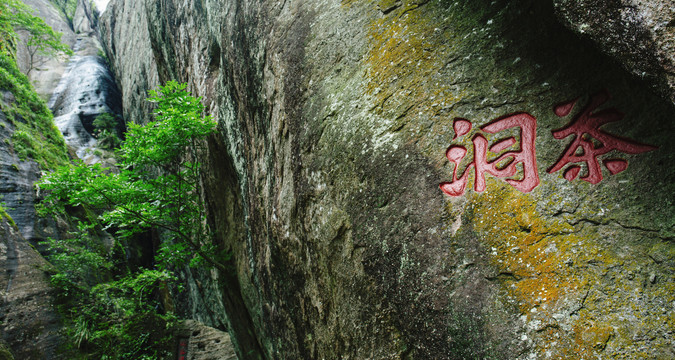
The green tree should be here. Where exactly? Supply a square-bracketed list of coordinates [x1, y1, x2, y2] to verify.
[38, 82, 217, 357]
[0, 0, 73, 74]
[40, 81, 221, 270]
[42, 223, 177, 359]
[93, 112, 122, 150]
[0, 0, 70, 169]
[49, 0, 78, 28]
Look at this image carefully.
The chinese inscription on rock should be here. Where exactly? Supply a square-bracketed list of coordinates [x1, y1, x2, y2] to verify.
[176, 338, 188, 360]
[440, 90, 657, 197]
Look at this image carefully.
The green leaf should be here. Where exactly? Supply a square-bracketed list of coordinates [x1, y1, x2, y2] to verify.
[36, 82, 223, 357]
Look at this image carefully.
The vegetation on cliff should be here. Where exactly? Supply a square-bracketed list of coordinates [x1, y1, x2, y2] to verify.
[38, 81, 219, 358]
[92, 112, 122, 150]
[0, 0, 70, 169]
[49, 0, 79, 28]
[1, 0, 72, 74]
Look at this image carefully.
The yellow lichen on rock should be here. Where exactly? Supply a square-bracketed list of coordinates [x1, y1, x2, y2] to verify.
[473, 183, 587, 311]
[364, 0, 465, 146]
[470, 182, 674, 358]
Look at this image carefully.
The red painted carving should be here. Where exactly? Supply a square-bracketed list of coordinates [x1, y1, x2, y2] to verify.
[177, 338, 189, 360]
[547, 90, 657, 183]
[554, 98, 578, 117]
[440, 113, 540, 196]
[440, 143, 471, 196]
[453, 118, 472, 139]
[603, 159, 628, 175]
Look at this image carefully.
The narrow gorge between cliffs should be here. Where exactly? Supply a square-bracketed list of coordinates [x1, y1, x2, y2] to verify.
[0, 0, 673, 359]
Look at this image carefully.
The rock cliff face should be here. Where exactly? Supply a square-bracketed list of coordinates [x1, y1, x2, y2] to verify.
[101, 0, 675, 359]
[0, 1, 119, 357]
[0, 108, 42, 242]
[16, 0, 77, 100]
[6, 0, 112, 252]
[48, 36, 122, 162]
[17, 0, 124, 163]
[553, 0, 675, 104]
[0, 206, 62, 359]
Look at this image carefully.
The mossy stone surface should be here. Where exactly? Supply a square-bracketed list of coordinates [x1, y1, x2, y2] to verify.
[101, 0, 675, 358]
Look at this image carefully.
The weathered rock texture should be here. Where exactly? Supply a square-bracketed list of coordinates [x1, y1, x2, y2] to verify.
[98, 0, 159, 125]
[101, 0, 675, 359]
[48, 37, 122, 162]
[17, 0, 123, 162]
[16, 0, 77, 100]
[0, 2, 120, 358]
[0, 88, 68, 360]
[73, 0, 98, 34]
[0, 213, 63, 359]
[175, 320, 238, 360]
[553, 0, 675, 104]
[0, 108, 42, 241]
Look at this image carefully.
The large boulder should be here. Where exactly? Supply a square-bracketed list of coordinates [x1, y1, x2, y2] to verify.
[101, 0, 675, 358]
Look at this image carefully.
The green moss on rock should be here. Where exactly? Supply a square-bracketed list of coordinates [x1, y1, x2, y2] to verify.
[0, 52, 68, 170]
[0, 342, 14, 360]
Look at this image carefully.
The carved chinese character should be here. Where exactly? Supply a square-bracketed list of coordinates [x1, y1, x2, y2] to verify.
[440, 113, 540, 196]
[547, 90, 657, 183]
